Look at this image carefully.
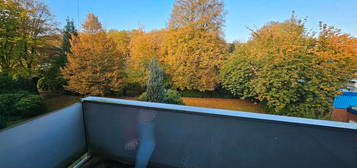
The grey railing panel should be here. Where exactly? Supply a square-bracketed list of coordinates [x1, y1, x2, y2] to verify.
[83, 97, 357, 168]
[0, 103, 86, 168]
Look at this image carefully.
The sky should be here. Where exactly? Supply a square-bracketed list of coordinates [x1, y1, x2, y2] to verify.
[44, 0, 357, 42]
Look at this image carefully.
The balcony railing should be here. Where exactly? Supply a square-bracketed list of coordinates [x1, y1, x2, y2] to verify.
[1, 97, 357, 168]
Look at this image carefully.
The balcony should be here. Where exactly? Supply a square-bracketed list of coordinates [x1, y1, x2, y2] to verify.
[1, 97, 357, 168]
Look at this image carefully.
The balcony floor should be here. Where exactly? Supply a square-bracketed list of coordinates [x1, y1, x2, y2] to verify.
[82, 157, 134, 168]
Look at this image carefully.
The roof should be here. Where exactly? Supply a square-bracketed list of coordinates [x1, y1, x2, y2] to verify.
[333, 92, 357, 109]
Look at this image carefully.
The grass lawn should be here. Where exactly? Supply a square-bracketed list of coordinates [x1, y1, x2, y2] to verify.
[121, 97, 264, 113]
[41, 92, 82, 112]
[40, 94, 264, 114]
[182, 97, 264, 113]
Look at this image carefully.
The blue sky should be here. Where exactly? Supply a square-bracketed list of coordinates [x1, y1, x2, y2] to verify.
[45, 0, 357, 42]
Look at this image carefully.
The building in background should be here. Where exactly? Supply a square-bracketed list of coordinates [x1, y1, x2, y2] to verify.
[332, 92, 357, 123]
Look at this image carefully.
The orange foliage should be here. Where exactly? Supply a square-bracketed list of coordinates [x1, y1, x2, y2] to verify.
[61, 13, 126, 96]
[127, 29, 168, 85]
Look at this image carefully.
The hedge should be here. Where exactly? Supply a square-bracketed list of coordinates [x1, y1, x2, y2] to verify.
[0, 73, 37, 94]
[0, 91, 45, 128]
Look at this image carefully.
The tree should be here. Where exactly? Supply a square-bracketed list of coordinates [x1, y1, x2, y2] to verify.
[61, 13, 126, 96]
[164, 26, 227, 91]
[169, 0, 225, 35]
[221, 14, 357, 119]
[312, 23, 357, 87]
[0, 0, 27, 74]
[16, 0, 56, 80]
[58, 18, 77, 66]
[128, 29, 167, 85]
[146, 59, 166, 103]
[108, 30, 131, 59]
[38, 19, 77, 92]
[220, 43, 258, 99]
[165, 0, 227, 91]
[0, 0, 56, 94]
[82, 13, 102, 34]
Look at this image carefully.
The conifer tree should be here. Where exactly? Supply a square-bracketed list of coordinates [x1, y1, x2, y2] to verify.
[146, 59, 166, 103]
[58, 18, 77, 66]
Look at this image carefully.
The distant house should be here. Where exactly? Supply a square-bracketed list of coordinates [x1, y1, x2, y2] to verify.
[332, 92, 357, 123]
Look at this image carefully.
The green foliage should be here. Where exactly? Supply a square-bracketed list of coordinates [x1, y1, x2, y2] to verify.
[0, 91, 45, 128]
[146, 59, 166, 103]
[138, 59, 184, 104]
[37, 74, 66, 92]
[123, 82, 145, 97]
[0, 0, 26, 73]
[221, 15, 357, 119]
[38, 19, 77, 92]
[58, 18, 78, 67]
[0, 73, 37, 94]
[220, 44, 258, 100]
[15, 94, 45, 118]
[138, 92, 147, 101]
[165, 89, 184, 105]
[138, 89, 184, 105]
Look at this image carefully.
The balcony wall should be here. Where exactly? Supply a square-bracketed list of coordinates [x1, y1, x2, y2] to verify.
[82, 97, 357, 168]
[0, 103, 86, 168]
[0, 97, 356, 168]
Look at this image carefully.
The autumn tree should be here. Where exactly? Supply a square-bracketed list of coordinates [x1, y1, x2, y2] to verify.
[165, 0, 227, 91]
[221, 14, 357, 119]
[128, 29, 167, 85]
[313, 23, 357, 87]
[108, 30, 131, 59]
[61, 13, 126, 96]
[169, 0, 225, 35]
[0, 0, 26, 74]
[220, 43, 258, 100]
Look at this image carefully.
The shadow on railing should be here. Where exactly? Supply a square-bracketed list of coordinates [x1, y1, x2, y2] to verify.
[1, 97, 357, 168]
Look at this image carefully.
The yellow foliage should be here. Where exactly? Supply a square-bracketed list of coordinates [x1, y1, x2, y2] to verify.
[127, 29, 168, 85]
[169, 0, 225, 35]
[164, 26, 227, 91]
[313, 25, 357, 80]
[61, 14, 126, 96]
[107, 30, 131, 59]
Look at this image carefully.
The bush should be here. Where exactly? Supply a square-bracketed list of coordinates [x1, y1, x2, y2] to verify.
[0, 73, 37, 94]
[37, 75, 66, 92]
[0, 92, 45, 127]
[123, 82, 145, 97]
[138, 89, 184, 105]
[15, 94, 45, 118]
[138, 92, 147, 101]
[166, 89, 184, 105]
